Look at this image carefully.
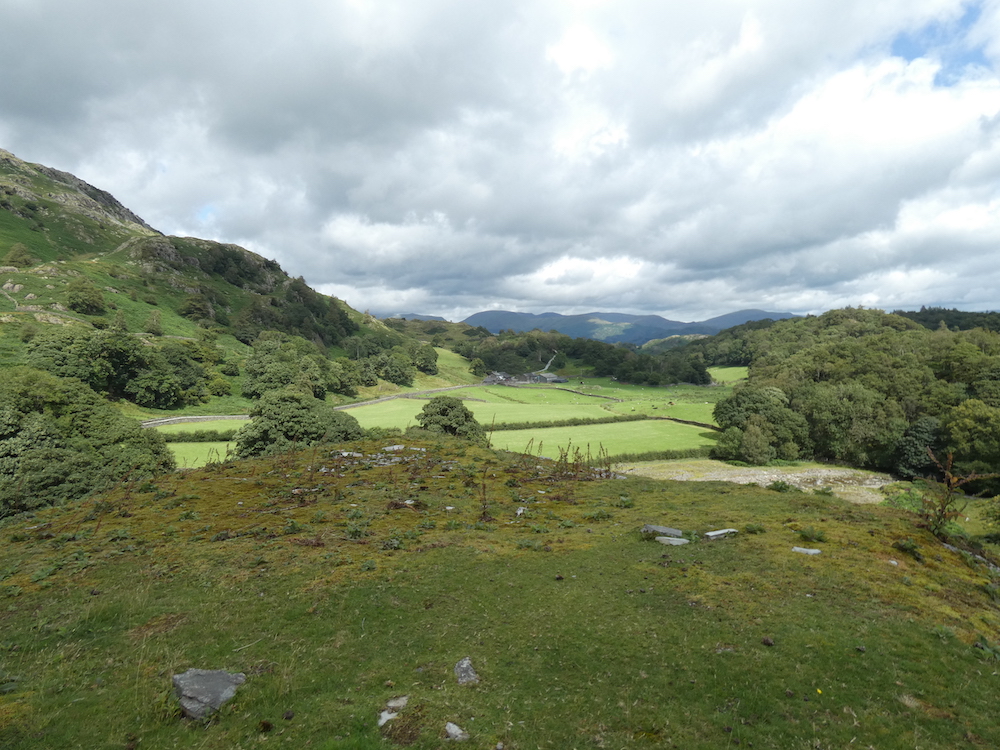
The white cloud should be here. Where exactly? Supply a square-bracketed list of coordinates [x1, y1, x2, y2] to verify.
[1, 0, 999, 321]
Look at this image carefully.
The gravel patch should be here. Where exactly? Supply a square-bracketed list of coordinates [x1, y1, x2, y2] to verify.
[621, 459, 894, 504]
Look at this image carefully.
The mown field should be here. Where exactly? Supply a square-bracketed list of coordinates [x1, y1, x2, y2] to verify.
[160, 375, 729, 468]
[489, 420, 717, 458]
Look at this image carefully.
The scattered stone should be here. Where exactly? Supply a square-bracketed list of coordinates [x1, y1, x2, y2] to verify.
[704, 528, 738, 540]
[889, 560, 898, 566]
[761, 637, 775, 647]
[386, 695, 409, 710]
[655, 536, 690, 546]
[383, 445, 405, 451]
[641, 524, 683, 539]
[2, 283, 23, 293]
[856, 645, 867, 653]
[172, 668, 246, 720]
[378, 710, 398, 727]
[516, 507, 527, 517]
[282, 710, 295, 720]
[24, 293, 36, 300]
[445, 722, 470, 741]
[454, 657, 480, 685]
[792, 547, 821, 555]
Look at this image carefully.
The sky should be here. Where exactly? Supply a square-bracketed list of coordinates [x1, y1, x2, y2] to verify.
[2, 0, 1000, 322]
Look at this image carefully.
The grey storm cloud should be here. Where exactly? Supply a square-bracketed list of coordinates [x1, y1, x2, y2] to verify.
[2, 0, 1000, 321]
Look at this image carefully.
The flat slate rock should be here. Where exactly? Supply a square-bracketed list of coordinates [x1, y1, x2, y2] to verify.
[792, 546, 821, 555]
[704, 528, 738, 540]
[655, 536, 690, 546]
[172, 668, 246, 719]
[641, 524, 683, 538]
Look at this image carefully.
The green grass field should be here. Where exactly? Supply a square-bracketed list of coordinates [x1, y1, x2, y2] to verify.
[162, 377, 729, 469]
[167, 442, 233, 468]
[3, 435, 1000, 748]
[490, 419, 717, 458]
[154, 420, 247, 435]
[709, 366, 748, 383]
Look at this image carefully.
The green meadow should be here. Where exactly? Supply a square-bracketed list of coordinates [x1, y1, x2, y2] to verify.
[160, 377, 728, 467]
[168, 442, 234, 468]
[155, 420, 247, 435]
[3, 435, 999, 748]
[490, 419, 717, 458]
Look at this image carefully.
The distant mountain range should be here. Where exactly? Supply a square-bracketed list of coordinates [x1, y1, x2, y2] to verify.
[376, 308, 799, 344]
[458, 309, 798, 345]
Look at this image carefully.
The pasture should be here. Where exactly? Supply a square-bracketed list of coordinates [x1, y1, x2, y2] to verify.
[167, 442, 234, 468]
[160, 377, 730, 468]
[489, 419, 717, 458]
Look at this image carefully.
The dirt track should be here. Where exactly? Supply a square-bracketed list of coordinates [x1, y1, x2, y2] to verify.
[620, 459, 894, 504]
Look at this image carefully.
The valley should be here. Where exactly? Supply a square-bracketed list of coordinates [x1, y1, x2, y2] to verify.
[2, 149, 1000, 748]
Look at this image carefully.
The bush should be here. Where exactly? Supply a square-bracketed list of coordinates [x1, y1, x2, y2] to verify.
[234, 389, 364, 458]
[4, 243, 35, 268]
[0, 368, 175, 517]
[414, 396, 486, 444]
[65, 279, 106, 314]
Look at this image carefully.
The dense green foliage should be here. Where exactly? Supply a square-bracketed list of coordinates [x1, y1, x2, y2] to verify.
[451, 328, 710, 385]
[414, 395, 487, 443]
[25, 327, 221, 409]
[894, 306, 1000, 333]
[241, 331, 360, 399]
[703, 309, 1000, 486]
[0, 368, 174, 517]
[233, 389, 364, 458]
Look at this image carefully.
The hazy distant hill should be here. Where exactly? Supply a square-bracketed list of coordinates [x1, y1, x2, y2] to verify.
[461, 309, 797, 345]
[375, 312, 449, 322]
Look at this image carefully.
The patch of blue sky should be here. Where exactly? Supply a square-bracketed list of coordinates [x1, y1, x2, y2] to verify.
[890, 1, 992, 86]
[196, 204, 217, 223]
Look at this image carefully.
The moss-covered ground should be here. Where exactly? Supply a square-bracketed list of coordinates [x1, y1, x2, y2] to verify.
[2, 436, 1000, 749]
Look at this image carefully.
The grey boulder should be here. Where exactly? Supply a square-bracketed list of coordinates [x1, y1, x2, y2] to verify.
[172, 668, 246, 719]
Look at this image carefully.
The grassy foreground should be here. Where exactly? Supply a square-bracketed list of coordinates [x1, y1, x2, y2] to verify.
[2, 436, 1000, 749]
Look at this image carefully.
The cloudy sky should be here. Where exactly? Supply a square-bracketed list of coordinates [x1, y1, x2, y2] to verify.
[2, 0, 1000, 321]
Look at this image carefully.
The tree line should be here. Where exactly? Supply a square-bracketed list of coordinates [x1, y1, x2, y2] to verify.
[700, 308, 1000, 491]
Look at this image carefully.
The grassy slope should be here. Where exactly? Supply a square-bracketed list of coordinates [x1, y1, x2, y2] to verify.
[2, 436, 999, 748]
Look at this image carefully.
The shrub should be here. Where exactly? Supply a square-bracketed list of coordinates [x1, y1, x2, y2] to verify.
[414, 396, 486, 444]
[234, 389, 363, 458]
[65, 278, 105, 314]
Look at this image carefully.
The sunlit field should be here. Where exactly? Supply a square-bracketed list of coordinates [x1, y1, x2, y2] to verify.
[154, 419, 247, 434]
[490, 419, 717, 459]
[167, 442, 233, 468]
[161, 377, 729, 467]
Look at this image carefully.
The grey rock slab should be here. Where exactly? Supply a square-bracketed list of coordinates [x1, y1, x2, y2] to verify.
[454, 657, 480, 685]
[792, 547, 821, 555]
[704, 528, 738, 540]
[172, 668, 246, 719]
[445, 721, 470, 740]
[641, 524, 683, 538]
[386, 695, 409, 710]
[655, 536, 690, 546]
[378, 710, 398, 727]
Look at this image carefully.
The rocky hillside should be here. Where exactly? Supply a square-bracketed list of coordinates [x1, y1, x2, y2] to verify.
[0, 148, 365, 349]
